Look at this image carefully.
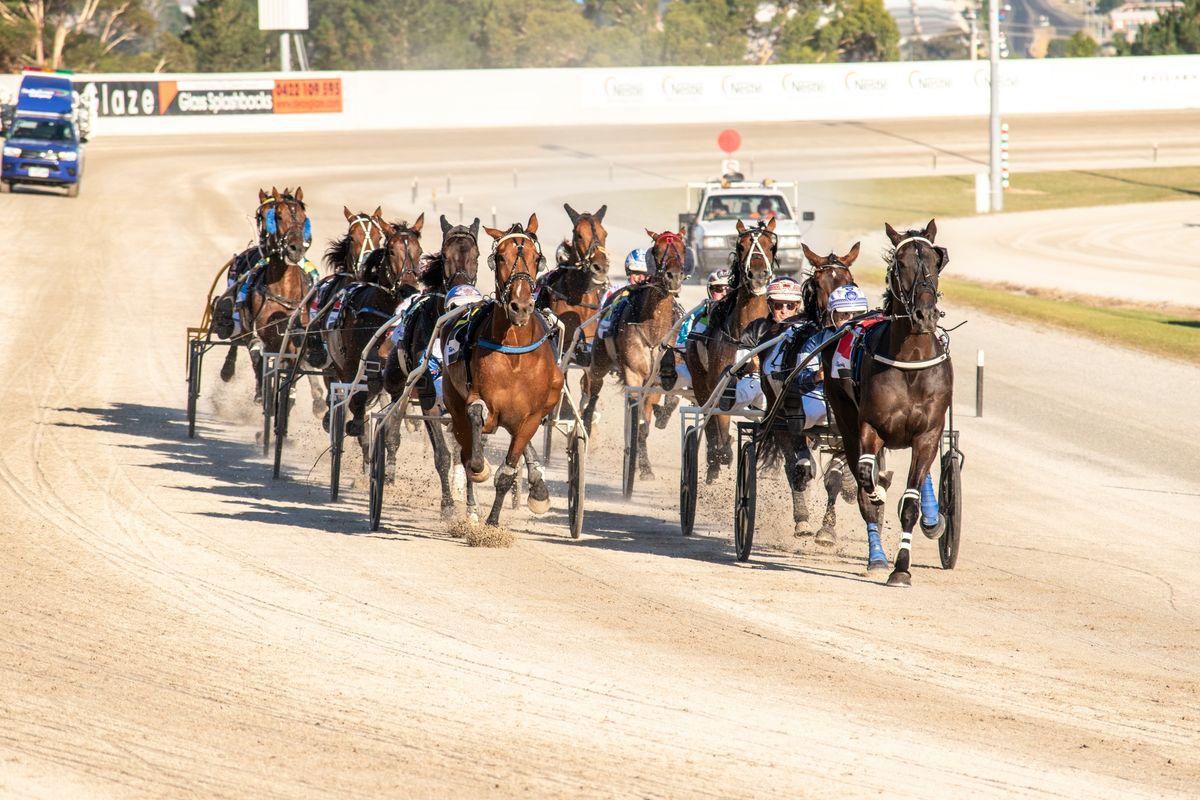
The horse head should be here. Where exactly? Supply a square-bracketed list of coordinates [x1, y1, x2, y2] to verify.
[258, 186, 308, 264]
[341, 204, 390, 278]
[884, 219, 948, 335]
[385, 213, 424, 292]
[644, 227, 685, 296]
[485, 213, 543, 327]
[800, 240, 859, 326]
[437, 214, 481, 291]
[564, 202, 610, 287]
[734, 218, 777, 297]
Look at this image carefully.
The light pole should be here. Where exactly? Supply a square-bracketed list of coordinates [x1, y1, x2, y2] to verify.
[965, 7, 978, 60]
[989, 0, 1003, 212]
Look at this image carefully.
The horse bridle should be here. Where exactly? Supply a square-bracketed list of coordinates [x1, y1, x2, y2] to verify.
[348, 213, 389, 276]
[651, 231, 685, 279]
[572, 216, 610, 283]
[259, 196, 306, 258]
[387, 226, 421, 282]
[737, 226, 776, 293]
[888, 236, 942, 322]
[442, 229, 480, 288]
[492, 231, 541, 308]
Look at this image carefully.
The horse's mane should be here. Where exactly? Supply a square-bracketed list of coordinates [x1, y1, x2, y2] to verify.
[359, 247, 388, 284]
[324, 233, 353, 273]
[800, 274, 821, 325]
[420, 253, 447, 292]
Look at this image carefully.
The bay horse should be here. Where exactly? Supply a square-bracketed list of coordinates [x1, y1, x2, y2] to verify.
[535, 203, 610, 364]
[823, 220, 953, 586]
[235, 187, 313, 402]
[757, 241, 859, 540]
[581, 228, 685, 479]
[685, 218, 775, 482]
[442, 214, 563, 527]
[381, 216, 482, 513]
[320, 216, 422, 446]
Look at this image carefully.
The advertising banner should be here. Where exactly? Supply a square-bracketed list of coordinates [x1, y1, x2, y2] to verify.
[77, 77, 341, 117]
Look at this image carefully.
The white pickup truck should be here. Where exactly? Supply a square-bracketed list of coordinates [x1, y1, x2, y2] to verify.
[678, 178, 815, 279]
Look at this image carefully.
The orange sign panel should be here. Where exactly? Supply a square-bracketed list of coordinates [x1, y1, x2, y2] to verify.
[273, 78, 342, 114]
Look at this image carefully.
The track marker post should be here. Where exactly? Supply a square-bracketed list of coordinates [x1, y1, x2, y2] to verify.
[976, 349, 985, 417]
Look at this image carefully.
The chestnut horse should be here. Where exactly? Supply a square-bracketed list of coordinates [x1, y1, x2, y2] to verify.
[535, 203, 610, 365]
[685, 218, 775, 482]
[823, 220, 953, 587]
[758, 241, 858, 540]
[442, 214, 563, 527]
[581, 228, 685, 479]
[381, 216, 482, 513]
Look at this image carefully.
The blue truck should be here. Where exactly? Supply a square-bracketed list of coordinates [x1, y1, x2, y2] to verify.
[2, 70, 85, 197]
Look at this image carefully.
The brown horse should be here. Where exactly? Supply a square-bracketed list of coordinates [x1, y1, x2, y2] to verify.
[239, 187, 313, 402]
[757, 241, 858, 540]
[535, 203, 610, 364]
[442, 214, 563, 527]
[685, 218, 775, 482]
[823, 220, 953, 587]
[581, 228, 685, 479]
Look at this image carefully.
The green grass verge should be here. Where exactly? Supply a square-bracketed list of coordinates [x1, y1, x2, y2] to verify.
[814, 166, 1200, 232]
[858, 269, 1200, 364]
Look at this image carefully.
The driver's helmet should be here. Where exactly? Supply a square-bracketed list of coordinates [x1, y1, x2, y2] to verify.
[765, 277, 804, 303]
[625, 247, 648, 276]
[445, 284, 484, 309]
[706, 267, 732, 298]
[828, 284, 869, 314]
[555, 239, 572, 267]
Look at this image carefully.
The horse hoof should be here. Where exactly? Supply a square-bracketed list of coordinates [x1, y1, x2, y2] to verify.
[321, 412, 330, 433]
[346, 419, 364, 437]
[886, 570, 912, 587]
[921, 514, 946, 540]
[468, 460, 491, 483]
[793, 525, 813, 539]
[440, 503, 456, 520]
[527, 495, 551, 515]
[814, 528, 836, 547]
[219, 360, 235, 382]
[639, 468, 655, 481]
[867, 558, 890, 574]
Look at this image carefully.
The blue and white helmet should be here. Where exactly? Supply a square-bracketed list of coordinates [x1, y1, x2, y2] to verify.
[446, 284, 483, 309]
[624, 247, 649, 275]
[828, 284, 869, 313]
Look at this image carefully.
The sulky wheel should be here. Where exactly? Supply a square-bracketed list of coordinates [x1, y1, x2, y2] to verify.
[330, 402, 346, 501]
[733, 436, 757, 562]
[368, 423, 386, 531]
[680, 425, 699, 536]
[621, 396, 639, 499]
[938, 451, 963, 569]
[186, 342, 202, 439]
[567, 433, 586, 539]
[272, 371, 292, 479]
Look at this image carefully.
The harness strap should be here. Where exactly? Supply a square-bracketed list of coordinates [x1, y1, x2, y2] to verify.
[871, 351, 949, 370]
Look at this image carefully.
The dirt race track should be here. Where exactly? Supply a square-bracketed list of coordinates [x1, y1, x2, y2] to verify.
[2, 116, 1199, 798]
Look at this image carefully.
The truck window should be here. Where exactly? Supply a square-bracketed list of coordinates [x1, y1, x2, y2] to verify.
[10, 118, 74, 143]
[702, 194, 791, 221]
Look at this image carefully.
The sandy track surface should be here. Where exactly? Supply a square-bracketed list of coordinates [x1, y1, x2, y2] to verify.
[1, 123, 1198, 798]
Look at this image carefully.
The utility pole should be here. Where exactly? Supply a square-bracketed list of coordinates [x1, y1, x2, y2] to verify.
[989, 0, 1003, 212]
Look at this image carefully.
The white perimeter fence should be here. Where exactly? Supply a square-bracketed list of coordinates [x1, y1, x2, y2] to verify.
[2, 55, 1198, 136]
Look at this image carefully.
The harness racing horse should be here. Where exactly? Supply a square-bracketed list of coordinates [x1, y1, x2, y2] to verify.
[758, 241, 858, 540]
[230, 187, 313, 402]
[535, 203, 610, 365]
[685, 218, 776, 482]
[318, 217, 417, 453]
[823, 220, 953, 587]
[442, 214, 563, 527]
[581, 228, 685, 479]
[380, 216, 482, 513]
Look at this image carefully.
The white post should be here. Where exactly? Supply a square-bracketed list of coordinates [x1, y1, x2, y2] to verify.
[280, 32, 292, 72]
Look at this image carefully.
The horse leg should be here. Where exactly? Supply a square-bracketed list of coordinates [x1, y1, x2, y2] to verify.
[307, 374, 325, 418]
[521, 442, 551, 515]
[249, 339, 264, 402]
[888, 429, 942, 588]
[654, 393, 679, 429]
[219, 337, 240, 382]
[464, 397, 492, 483]
[855, 425, 889, 573]
[582, 366, 604, 436]
[346, 388, 367, 437]
[780, 424, 815, 539]
[383, 416, 402, 484]
[424, 417, 457, 517]
[637, 394, 654, 479]
[817, 453, 849, 543]
[703, 414, 723, 484]
[485, 439, 527, 528]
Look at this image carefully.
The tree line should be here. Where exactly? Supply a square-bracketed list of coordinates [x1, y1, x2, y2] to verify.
[0, 0, 1196, 75]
